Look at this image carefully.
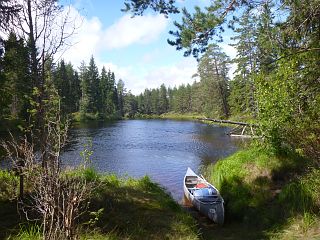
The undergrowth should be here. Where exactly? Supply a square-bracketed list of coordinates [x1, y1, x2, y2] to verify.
[207, 146, 320, 239]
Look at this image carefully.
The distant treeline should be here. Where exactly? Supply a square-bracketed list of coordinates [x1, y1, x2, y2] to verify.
[0, 33, 123, 122]
[0, 35, 236, 123]
[1, 0, 319, 163]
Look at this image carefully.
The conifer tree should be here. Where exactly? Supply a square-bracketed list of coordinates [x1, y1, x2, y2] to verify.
[198, 44, 230, 118]
[117, 79, 125, 117]
[87, 56, 100, 114]
[79, 61, 89, 115]
[158, 84, 169, 114]
[1, 33, 31, 121]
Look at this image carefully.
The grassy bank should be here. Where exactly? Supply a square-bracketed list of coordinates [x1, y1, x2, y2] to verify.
[72, 112, 121, 122]
[206, 146, 320, 239]
[71, 111, 205, 122]
[1, 147, 319, 239]
[159, 112, 205, 121]
[0, 170, 199, 240]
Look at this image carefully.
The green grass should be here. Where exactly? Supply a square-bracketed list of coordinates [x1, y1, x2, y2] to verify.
[160, 112, 205, 120]
[0, 169, 199, 240]
[72, 112, 121, 122]
[205, 146, 320, 238]
[83, 175, 199, 240]
[8, 224, 42, 240]
[1, 146, 319, 240]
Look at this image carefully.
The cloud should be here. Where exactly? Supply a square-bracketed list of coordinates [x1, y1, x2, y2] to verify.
[61, 7, 168, 66]
[96, 57, 198, 95]
[134, 58, 198, 94]
[103, 14, 169, 49]
[58, 6, 103, 66]
[219, 43, 237, 79]
[220, 43, 237, 59]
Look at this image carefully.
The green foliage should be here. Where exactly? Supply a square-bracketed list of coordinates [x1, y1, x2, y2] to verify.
[278, 169, 320, 213]
[0, 170, 19, 200]
[1, 32, 31, 121]
[255, 54, 320, 160]
[12, 224, 42, 240]
[122, 0, 179, 16]
[207, 146, 319, 235]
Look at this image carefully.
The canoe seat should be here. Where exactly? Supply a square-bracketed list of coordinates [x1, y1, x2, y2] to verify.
[186, 177, 198, 188]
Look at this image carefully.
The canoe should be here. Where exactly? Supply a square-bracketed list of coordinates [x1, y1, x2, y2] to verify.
[183, 167, 224, 225]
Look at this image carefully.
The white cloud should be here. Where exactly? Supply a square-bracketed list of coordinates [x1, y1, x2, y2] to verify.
[58, 6, 103, 66]
[96, 57, 198, 95]
[135, 58, 198, 94]
[61, 7, 169, 66]
[103, 14, 169, 49]
[59, 6, 196, 95]
[220, 43, 237, 59]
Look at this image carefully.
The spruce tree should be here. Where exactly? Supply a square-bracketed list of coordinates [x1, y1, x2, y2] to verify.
[87, 56, 100, 114]
[158, 84, 169, 114]
[2, 32, 31, 121]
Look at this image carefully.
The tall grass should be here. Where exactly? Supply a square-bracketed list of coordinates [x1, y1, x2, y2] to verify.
[206, 145, 319, 237]
[8, 224, 42, 240]
[278, 168, 320, 213]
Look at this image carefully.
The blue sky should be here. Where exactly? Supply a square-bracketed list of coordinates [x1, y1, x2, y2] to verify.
[60, 0, 237, 94]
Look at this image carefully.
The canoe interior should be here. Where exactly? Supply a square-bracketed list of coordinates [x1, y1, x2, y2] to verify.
[185, 175, 222, 203]
[185, 176, 199, 188]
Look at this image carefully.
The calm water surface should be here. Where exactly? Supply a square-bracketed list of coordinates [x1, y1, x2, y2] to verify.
[62, 119, 243, 201]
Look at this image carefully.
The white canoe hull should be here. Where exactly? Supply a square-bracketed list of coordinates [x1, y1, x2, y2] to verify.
[183, 167, 224, 225]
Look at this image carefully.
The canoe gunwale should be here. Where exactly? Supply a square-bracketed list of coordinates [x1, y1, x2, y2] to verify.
[183, 167, 225, 224]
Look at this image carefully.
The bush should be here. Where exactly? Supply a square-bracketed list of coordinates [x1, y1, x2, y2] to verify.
[0, 170, 19, 200]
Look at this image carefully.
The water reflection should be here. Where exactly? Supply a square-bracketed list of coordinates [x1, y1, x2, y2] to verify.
[61, 119, 244, 200]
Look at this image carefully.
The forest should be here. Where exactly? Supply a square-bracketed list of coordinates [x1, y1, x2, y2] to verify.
[0, 0, 319, 239]
[1, 0, 319, 161]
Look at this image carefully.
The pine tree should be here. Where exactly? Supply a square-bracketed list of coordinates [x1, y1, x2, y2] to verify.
[229, 9, 259, 117]
[99, 67, 108, 116]
[198, 44, 230, 118]
[54, 60, 70, 115]
[68, 65, 81, 113]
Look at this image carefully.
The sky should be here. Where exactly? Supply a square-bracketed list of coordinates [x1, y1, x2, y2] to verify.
[59, 0, 237, 95]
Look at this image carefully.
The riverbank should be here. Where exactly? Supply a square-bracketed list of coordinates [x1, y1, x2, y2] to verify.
[1, 146, 319, 239]
[0, 170, 199, 240]
[206, 146, 320, 239]
[71, 111, 206, 122]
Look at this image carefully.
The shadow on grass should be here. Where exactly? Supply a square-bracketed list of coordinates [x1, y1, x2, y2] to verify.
[200, 151, 318, 240]
[0, 200, 22, 240]
[81, 176, 198, 240]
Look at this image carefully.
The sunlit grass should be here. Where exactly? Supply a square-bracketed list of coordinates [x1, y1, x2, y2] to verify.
[160, 112, 205, 120]
[206, 146, 319, 238]
[8, 224, 42, 240]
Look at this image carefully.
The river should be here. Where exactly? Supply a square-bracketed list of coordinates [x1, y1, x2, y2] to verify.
[61, 119, 243, 201]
